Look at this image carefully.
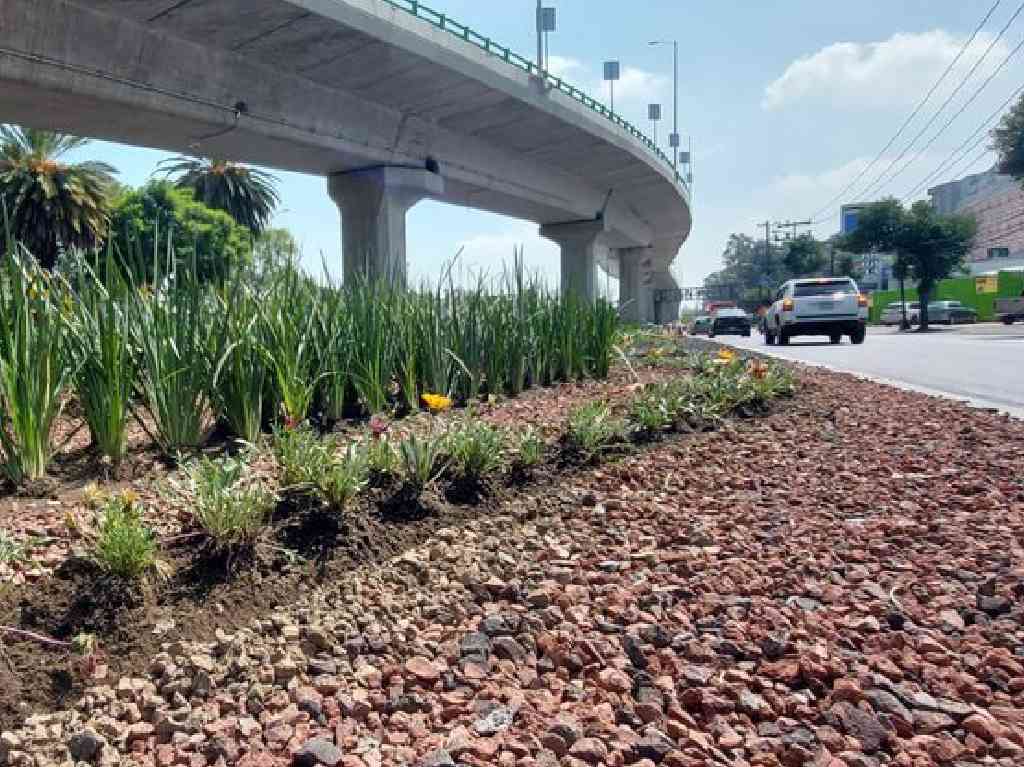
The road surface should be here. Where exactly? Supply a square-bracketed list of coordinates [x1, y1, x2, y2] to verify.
[716, 323, 1024, 418]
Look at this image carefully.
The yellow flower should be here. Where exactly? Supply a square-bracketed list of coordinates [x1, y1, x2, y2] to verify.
[421, 393, 453, 413]
[716, 349, 736, 363]
[82, 482, 108, 510]
[118, 489, 140, 507]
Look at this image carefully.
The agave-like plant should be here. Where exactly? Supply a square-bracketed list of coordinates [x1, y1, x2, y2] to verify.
[160, 155, 280, 235]
[0, 126, 117, 269]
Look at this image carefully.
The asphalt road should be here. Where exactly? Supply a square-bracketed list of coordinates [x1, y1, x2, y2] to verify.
[715, 323, 1024, 418]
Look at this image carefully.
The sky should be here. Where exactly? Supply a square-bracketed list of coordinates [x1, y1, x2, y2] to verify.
[66, 0, 1024, 290]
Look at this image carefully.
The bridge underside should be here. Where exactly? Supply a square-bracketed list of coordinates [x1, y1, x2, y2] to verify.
[0, 0, 691, 321]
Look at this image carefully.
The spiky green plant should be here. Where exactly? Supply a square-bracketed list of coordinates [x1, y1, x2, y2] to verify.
[398, 431, 447, 492]
[180, 454, 273, 551]
[0, 249, 74, 483]
[128, 248, 214, 455]
[348, 280, 398, 414]
[93, 494, 158, 579]
[319, 445, 369, 509]
[567, 401, 626, 457]
[445, 415, 505, 480]
[261, 265, 321, 426]
[515, 427, 544, 468]
[211, 278, 272, 444]
[66, 251, 134, 463]
[271, 424, 331, 487]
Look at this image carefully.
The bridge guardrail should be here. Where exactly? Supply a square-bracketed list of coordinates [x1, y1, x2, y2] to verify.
[371, 0, 687, 192]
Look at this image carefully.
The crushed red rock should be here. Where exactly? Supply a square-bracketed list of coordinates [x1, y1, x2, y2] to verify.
[2, 357, 1024, 767]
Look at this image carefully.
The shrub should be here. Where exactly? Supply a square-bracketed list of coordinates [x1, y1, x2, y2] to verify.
[629, 387, 672, 434]
[0, 528, 27, 565]
[365, 436, 398, 478]
[446, 415, 505, 480]
[181, 454, 273, 551]
[319, 445, 369, 509]
[93, 494, 158, 579]
[567, 401, 626, 457]
[272, 425, 331, 487]
[515, 427, 544, 468]
[398, 432, 447, 492]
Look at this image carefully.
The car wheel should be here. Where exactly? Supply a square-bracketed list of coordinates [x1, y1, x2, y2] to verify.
[765, 331, 775, 345]
[1003, 316, 1015, 325]
[743, 329, 751, 337]
[850, 327, 866, 345]
[778, 329, 789, 346]
[829, 334, 841, 344]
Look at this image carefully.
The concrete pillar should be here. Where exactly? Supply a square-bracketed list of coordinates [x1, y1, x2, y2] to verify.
[328, 167, 444, 288]
[617, 247, 656, 324]
[539, 219, 608, 300]
[651, 269, 681, 324]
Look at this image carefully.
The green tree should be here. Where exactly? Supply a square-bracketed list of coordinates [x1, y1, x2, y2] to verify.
[0, 126, 116, 269]
[841, 198, 976, 330]
[109, 181, 251, 284]
[160, 156, 280, 235]
[992, 93, 1024, 182]
[782, 233, 825, 277]
[253, 227, 300, 277]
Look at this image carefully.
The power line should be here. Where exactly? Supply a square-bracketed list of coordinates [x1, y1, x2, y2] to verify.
[901, 80, 1024, 200]
[807, 0, 1003, 224]
[852, 1, 1024, 206]
[862, 31, 1024, 201]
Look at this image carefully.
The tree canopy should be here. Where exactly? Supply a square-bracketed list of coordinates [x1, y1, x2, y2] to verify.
[0, 126, 117, 269]
[109, 181, 252, 283]
[840, 198, 976, 329]
[993, 92, 1024, 183]
[160, 156, 280, 235]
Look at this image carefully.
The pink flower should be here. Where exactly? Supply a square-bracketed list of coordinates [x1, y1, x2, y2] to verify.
[369, 415, 389, 440]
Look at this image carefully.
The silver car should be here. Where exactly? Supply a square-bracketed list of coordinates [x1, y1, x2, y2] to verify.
[927, 300, 977, 325]
[880, 301, 919, 326]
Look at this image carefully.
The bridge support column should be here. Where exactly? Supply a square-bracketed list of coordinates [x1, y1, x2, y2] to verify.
[328, 167, 444, 287]
[651, 269, 682, 324]
[540, 219, 608, 300]
[617, 247, 656, 324]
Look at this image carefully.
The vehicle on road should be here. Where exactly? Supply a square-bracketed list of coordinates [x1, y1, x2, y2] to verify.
[689, 315, 713, 335]
[763, 277, 868, 346]
[880, 301, 920, 327]
[709, 307, 751, 337]
[927, 300, 977, 325]
[995, 296, 1024, 325]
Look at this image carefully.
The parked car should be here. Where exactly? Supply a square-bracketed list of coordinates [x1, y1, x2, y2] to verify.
[763, 277, 868, 345]
[994, 296, 1024, 325]
[927, 300, 977, 325]
[689, 315, 713, 335]
[880, 301, 920, 326]
[709, 307, 751, 337]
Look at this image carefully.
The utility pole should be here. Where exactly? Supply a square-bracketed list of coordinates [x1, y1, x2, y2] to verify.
[760, 220, 773, 301]
[535, 0, 543, 72]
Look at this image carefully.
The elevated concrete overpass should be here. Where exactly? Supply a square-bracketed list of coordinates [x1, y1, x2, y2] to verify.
[0, 0, 692, 321]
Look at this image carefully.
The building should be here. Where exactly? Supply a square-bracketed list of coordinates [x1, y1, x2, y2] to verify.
[928, 167, 1024, 273]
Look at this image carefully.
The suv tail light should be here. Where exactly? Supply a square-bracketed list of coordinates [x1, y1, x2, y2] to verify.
[857, 294, 868, 307]
[782, 298, 794, 311]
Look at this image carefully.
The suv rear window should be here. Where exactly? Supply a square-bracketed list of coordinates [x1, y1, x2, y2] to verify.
[714, 308, 746, 317]
[794, 280, 856, 297]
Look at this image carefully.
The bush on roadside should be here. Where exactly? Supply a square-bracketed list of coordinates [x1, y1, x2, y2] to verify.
[398, 432, 447, 493]
[566, 401, 626, 458]
[319, 445, 369, 509]
[445, 415, 505, 480]
[515, 427, 544, 468]
[180, 454, 274, 552]
[272, 425, 330, 487]
[93, 494, 159, 579]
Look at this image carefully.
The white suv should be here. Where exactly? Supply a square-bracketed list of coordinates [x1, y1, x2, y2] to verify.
[763, 277, 868, 345]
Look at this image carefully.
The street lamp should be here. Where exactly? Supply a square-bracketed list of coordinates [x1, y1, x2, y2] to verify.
[603, 61, 620, 113]
[535, 2, 556, 71]
[648, 103, 662, 146]
[648, 40, 679, 169]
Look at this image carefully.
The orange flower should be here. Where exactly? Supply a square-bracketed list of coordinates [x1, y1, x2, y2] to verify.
[748, 359, 769, 380]
[421, 393, 453, 413]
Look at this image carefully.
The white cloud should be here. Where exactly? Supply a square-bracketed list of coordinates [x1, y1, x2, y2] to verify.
[546, 56, 671, 132]
[762, 30, 1008, 111]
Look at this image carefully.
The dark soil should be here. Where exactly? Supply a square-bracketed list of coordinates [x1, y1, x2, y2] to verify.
[0, 341, 776, 732]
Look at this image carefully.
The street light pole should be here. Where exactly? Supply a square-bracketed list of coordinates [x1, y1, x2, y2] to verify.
[649, 40, 679, 169]
[536, 0, 543, 71]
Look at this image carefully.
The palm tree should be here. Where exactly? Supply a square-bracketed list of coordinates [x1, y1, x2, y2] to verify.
[160, 156, 280, 235]
[0, 126, 117, 269]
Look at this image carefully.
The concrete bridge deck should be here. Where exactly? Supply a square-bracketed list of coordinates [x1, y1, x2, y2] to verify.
[0, 0, 692, 320]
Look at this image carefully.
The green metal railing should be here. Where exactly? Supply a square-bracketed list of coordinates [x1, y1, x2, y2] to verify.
[368, 0, 687, 191]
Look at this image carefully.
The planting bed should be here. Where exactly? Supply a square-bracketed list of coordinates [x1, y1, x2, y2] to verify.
[1, 340, 1023, 767]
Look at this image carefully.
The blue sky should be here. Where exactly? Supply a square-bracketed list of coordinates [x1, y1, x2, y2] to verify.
[69, 0, 1023, 288]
